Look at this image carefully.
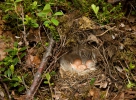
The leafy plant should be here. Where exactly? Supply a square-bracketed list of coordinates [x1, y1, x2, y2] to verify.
[2, 0, 63, 41]
[124, 62, 136, 88]
[37, 3, 63, 40]
[44, 72, 54, 86]
[91, 0, 124, 24]
[0, 42, 27, 92]
[127, 81, 135, 88]
[24, 15, 39, 28]
[90, 78, 96, 86]
[91, 4, 99, 18]
[44, 71, 56, 99]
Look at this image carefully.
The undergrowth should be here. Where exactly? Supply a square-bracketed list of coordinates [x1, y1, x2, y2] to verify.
[0, 0, 127, 98]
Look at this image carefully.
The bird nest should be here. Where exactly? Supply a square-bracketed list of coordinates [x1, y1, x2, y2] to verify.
[59, 47, 97, 76]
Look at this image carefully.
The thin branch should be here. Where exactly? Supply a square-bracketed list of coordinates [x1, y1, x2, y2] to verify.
[25, 38, 55, 100]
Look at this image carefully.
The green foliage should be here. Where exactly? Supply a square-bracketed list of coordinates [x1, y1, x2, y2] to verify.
[91, 4, 99, 18]
[1, 0, 63, 40]
[127, 81, 135, 89]
[90, 78, 96, 86]
[91, 0, 124, 24]
[37, 3, 63, 27]
[43, 71, 56, 98]
[24, 15, 39, 28]
[44, 71, 56, 86]
[68, 0, 124, 24]
[0, 42, 27, 92]
[124, 62, 136, 89]
[0, 42, 26, 66]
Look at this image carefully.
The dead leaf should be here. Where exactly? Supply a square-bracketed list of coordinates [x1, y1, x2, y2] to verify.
[128, 16, 136, 23]
[107, 45, 117, 58]
[100, 81, 108, 88]
[87, 34, 99, 44]
[113, 92, 124, 100]
[120, 23, 125, 28]
[88, 88, 100, 100]
[132, 26, 136, 32]
[13, 95, 26, 100]
[95, 74, 108, 88]
[0, 40, 7, 61]
[125, 25, 132, 31]
[26, 55, 41, 68]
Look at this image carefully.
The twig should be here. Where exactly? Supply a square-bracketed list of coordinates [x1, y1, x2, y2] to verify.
[21, 76, 28, 91]
[0, 77, 11, 100]
[96, 26, 116, 37]
[20, 4, 28, 47]
[102, 47, 117, 81]
[25, 38, 55, 100]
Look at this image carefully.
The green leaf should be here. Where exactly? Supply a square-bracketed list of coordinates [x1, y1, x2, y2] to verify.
[124, 68, 129, 72]
[51, 83, 54, 86]
[4, 49, 14, 53]
[12, 77, 19, 81]
[43, 21, 51, 25]
[44, 81, 49, 84]
[127, 81, 135, 88]
[31, 1, 37, 9]
[37, 12, 48, 17]
[129, 62, 135, 69]
[17, 76, 22, 82]
[50, 71, 56, 76]
[10, 65, 14, 75]
[45, 42, 49, 46]
[19, 47, 26, 52]
[90, 78, 96, 85]
[0, 62, 4, 65]
[5, 8, 14, 12]
[20, 52, 26, 59]
[14, 42, 18, 48]
[14, 82, 20, 87]
[23, 74, 28, 78]
[3, 77, 9, 81]
[7, 69, 12, 78]
[11, 49, 18, 56]
[45, 72, 51, 81]
[18, 86, 25, 92]
[54, 12, 63, 16]
[51, 18, 59, 26]
[43, 4, 51, 12]
[91, 4, 99, 16]
[13, 58, 19, 65]
[43, 21, 51, 27]
[15, 0, 22, 3]
[0, 68, 5, 72]
[32, 23, 39, 28]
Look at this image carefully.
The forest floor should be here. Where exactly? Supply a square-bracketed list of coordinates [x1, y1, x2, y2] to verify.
[0, 1, 136, 100]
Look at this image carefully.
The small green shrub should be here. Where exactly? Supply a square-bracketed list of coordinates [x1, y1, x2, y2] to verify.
[1, 0, 63, 40]
[0, 42, 27, 92]
[91, 1, 124, 24]
[43, 71, 56, 98]
[124, 62, 136, 88]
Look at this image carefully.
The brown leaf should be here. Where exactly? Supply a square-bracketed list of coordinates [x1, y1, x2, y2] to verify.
[26, 55, 41, 68]
[0, 40, 7, 61]
[107, 45, 117, 58]
[87, 34, 99, 44]
[88, 88, 100, 100]
[113, 92, 124, 100]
